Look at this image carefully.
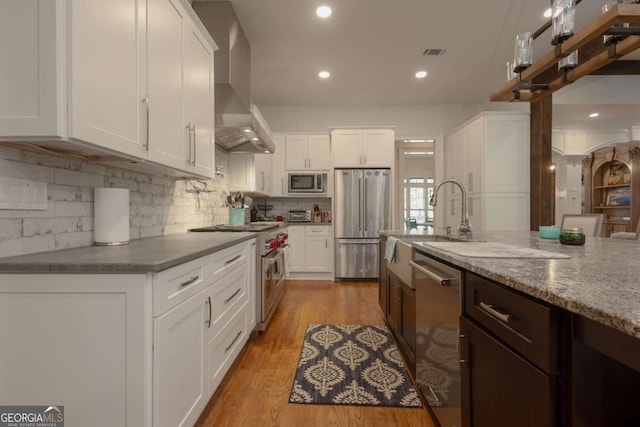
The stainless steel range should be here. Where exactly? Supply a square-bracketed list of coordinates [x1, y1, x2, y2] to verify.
[190, 223, 288, 331]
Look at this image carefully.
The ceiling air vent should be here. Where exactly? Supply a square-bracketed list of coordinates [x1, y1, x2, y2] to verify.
[422, 48, 446, 56]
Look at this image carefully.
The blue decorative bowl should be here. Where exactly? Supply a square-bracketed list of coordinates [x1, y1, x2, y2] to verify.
[539, 226, 561, 240]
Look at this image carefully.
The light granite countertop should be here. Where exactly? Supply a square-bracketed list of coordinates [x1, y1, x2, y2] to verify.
[0, 232, 256, 273]
[390, 230, 640, 339]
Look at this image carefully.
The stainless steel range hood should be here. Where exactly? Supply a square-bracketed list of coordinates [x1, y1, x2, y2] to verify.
[193, 1, 275, 153]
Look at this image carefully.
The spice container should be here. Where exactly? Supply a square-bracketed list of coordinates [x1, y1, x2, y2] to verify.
[559, 227, 585, 245]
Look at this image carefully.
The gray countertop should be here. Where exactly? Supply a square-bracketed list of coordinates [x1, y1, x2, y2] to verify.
[394, 230, 640, 339]
[0, 232, 257, 273]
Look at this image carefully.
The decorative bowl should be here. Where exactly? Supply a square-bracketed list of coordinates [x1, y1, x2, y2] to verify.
[539, 225, 561, 240]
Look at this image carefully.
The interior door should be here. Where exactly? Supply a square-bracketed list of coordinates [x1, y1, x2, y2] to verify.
[334, 169, 363, 238]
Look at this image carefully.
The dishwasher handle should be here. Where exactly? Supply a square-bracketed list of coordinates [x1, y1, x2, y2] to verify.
[409, 260, 459, 287]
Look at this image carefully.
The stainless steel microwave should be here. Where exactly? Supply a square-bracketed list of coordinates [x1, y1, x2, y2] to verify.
[288, 173, 327, 194]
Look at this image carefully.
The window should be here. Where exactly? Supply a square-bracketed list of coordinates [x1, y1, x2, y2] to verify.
[403, 176, 434, 229]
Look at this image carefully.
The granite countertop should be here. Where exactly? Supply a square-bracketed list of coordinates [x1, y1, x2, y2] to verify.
[0, 232, 257, 273]
[401, 230, 640, 339]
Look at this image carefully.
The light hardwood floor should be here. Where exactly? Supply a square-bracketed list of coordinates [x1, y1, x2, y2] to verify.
[195, 280, 436, 427]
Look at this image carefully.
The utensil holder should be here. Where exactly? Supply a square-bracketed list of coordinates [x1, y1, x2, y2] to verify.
[229, 208, 246, 225]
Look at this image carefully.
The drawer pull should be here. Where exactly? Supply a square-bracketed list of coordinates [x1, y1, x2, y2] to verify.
[224, 288, 242, 304]
[225, 330, 243, 352]
[479, 301, 512, 324]
[180, 275, 199, 288]
[206, 296, 212, 328]
[224, 254, 242, 265]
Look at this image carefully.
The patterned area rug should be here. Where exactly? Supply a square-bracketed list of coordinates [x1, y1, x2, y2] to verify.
[288, 324, 423, 407]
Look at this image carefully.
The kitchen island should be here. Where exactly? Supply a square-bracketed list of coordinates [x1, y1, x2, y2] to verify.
[380, 230, 640, 426]
[0, 232, 257, 427]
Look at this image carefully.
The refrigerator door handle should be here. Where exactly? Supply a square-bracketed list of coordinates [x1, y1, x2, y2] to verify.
[358, 177, 363, 232]
[364, 176, 368, 232]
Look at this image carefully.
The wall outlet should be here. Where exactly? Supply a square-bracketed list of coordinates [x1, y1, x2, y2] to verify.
[0, 177, 47, 210]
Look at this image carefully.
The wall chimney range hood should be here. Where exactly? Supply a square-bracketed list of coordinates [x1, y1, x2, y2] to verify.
[193, 1, 275, 153]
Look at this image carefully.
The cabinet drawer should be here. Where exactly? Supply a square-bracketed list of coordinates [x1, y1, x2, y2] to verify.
[154, 256, 209, 316]
[210, 242, 248, 282]
[305, 226, 328, 236]
[209, 265, 248, 334]
[206, 302, 249, 395]
[463, 272, 556, 373]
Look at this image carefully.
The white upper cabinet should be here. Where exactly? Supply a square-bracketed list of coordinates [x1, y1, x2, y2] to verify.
[0, 1, 60, 137]
[228, 153, 272, 196]
[271, 135, 287, 196]
[0, 0, 217, 179]
[331, 128, 394, 167]
[285, 134, 331, 170]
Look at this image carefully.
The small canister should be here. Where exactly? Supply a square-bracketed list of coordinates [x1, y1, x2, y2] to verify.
[559, 227, 585, 245]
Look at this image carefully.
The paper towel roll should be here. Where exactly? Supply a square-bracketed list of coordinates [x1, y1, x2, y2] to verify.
[94, 188, 130, 245]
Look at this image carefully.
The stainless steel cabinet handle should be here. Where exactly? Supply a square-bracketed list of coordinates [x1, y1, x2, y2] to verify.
[224, 288, 242, 304]
[469, 197, 474, 216]
[261, 171, 265, 191]
[225, 330, 243, 352]
[358, 178, 363, 231]
[468, 172, 473, 192]
[363, 155, 367, 165]
[180, 275, 199, 288]
[142, 96, 149, 150]
[192, 124, 197, 166]
[308, 158, 311, 168]
[458, 333, 468, 364]
[224, 254, 242, 265]
[479, 302, 512, 324]
[364, 177, 368, 232]
[206, 296, 212, 328]
[408, 261, 458, 287]
[186, 124, 192, 165]
[282, 178, 285, 194]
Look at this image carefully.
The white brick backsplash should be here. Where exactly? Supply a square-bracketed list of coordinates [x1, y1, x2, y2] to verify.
[0, 235, 55, 258]
[54, 168, 104, 188]
[48, 184, 80, 202]
[55, 201, 93, 217]
[0, 146, 22, 161]
[139, 225, 164, 238]
[23, 217, 80, 237]
[129, 227, 141, 240]
[0, 159, 55, 183]
[54, 231, 94, 250]
[81, 216, 93, 231]
[138, 182, 165, 196]
[81, 163, 108, 175]
[0, 204, 56, 219]
[80, 187, 93, 202]
[0, 219, 22, 239]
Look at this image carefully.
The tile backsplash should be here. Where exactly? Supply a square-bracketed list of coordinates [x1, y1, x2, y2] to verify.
[252, 197, 332, 219]
[0, 146, 231, 258]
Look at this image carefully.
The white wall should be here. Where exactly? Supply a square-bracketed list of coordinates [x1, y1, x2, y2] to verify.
[0, 146, 231, 258]
[261, 104, 482, 137]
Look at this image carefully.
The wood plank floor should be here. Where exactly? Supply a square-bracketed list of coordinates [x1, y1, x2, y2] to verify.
[195, 280, 436, 427]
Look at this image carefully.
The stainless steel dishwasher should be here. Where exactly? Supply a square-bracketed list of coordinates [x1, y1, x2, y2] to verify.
[409, 248, 463, 427]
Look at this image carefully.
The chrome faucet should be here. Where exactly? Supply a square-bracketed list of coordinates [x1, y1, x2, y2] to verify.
[429, 178, 472, 240]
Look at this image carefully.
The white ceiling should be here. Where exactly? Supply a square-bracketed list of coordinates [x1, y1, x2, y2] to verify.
[198, 0, 640, 128]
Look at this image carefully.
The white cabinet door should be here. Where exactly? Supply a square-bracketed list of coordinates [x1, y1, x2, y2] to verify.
[332, 130, 363, 167]
[147, 0, 187, 171]
[463, 118, 484, 194]
[154, 290, 207, 427]
[305, 236, 329, 272]
[184, 23, 214, 176]
[0, 1, 60, 136]
[484, 115, 530, 193]
[254, 153, 272, 193]
[285, 135, 308, 170]
[362, 129, 393, 167]
[287, 227, 306, 272]
[228, 153, 254, 192]
[69, 0, 145, 156]
[307, 135, 331, 170]
[271, 135, 287, 196]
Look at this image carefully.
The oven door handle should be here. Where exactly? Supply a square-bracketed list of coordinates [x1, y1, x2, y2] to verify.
[264, 249, 285, 265]
[409, 260, 459, 287]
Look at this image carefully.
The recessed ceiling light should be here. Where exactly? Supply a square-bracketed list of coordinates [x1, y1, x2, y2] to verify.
[318, 70, 331, 79]
[252, 137, 259, 141]
[404, 151, 434, 156]
[544, 8, 552, 18]
[264, 150, 271, 154]
[589, 112, 600, 118]
[316, 5, 332, 18]
[243, 129, 251, 133]
[415, 71, 428, 79]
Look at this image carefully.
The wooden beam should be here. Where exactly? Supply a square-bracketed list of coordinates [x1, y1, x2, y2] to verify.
[590, 60, 640, 74]
[530, 97, 554, 230]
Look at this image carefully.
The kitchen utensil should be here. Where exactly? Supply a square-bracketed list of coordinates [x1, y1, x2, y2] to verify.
[244, 196, 253, 208]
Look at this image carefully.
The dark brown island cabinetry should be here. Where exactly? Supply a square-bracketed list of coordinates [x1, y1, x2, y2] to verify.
[461, 272, 560, 427]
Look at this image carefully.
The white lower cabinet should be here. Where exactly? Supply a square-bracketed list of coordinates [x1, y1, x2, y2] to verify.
[154, 290, 208, 427]
[0, 238, 255, 427]
[287, 225, 331, 275]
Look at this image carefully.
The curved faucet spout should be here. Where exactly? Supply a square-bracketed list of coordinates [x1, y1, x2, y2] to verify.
[430, 178, 472, 239]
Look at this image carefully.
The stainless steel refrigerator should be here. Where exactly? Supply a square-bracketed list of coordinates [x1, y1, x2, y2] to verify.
[334, 168, 391, 279]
